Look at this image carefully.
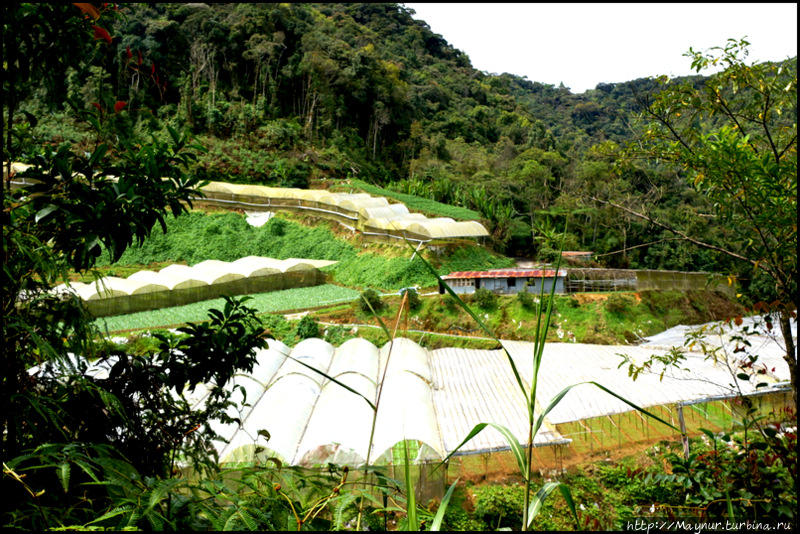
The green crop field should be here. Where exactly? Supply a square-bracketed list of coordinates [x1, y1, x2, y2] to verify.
[93, 210, 513, 290]
[95, 284, 360, 333]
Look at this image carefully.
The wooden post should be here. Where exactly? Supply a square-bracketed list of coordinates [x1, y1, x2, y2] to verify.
[677, 404, 690, 460]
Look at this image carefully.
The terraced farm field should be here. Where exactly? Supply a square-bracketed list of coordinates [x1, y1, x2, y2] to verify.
[95, 284, 359, 332]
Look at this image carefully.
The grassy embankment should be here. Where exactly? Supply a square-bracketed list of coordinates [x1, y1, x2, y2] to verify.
[313, 289, 745, 347]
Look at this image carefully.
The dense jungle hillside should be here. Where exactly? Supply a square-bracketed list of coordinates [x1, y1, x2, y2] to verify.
[8, 3, 795, 290]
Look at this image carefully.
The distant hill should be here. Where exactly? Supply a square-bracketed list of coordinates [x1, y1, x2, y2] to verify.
[16, 2, 795, 276]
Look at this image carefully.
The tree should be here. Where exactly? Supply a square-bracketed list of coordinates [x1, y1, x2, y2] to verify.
[609, 39, 797, 400]
[2, 5, 269, 528]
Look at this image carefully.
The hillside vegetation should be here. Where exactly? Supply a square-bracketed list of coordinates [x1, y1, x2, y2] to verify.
[12, 3, 794, 294]
[93, 210, 514, 290]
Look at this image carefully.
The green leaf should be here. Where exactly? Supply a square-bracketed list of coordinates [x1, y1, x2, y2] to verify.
[527, 482, 561, 527]
[84, 505, 134, 526]
[534, 381, 678, 439]
[440, 422, 527, 480]
[430, 478, 459, 531]
[558, 484, 580, 529]
[401, 236, 529, 403]
[360, 293, 392, 343]
[35, 204, 58, 223]
[283, 352, 376, 411]
[58, 462, 71, 493]
[403, 440, 418, 531]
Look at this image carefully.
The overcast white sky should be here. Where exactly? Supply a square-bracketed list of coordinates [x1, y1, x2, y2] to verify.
[403, 3, 798, 93]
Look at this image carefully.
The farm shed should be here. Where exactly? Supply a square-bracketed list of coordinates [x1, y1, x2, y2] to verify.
[441, 268, 567, 295]
[53, 256, 336, 317]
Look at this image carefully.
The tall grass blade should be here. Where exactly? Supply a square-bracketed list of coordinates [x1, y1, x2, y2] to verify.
[430, 478, 459, 531]
[403, 440, 418, 531]
[401, 237, 529, 402]
[438, 422, 526, 480]
[361, 293, 392, 342]
[558, 483, 580, 529]
[282, 353, 377, 411]
[532, 381, 678, 439]
[526, 482, 561, 527]
[726, 490, 735, 522]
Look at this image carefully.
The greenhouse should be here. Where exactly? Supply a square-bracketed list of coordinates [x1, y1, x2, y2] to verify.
[53, 256, 336, 317]
[5, 168, 491, 241]
[178, 322, 792, 468]
[26, 316, 793, 493]
[194, 180, 490, 241]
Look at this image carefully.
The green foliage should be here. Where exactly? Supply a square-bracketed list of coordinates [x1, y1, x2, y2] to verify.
[473, 288, 498, 310]
[517, 289, 535, 310]
[471, 484, 526, 529]
[401, 287, 422, 311]
[96, 210, 513, 290]
[652, 428, 797, 521]
[1, 9, 281, 528]
[360, 288, 385, 314]
[295, 315, 320, 340]
[604, 293, 636, 315]
[96, 284, 360, 332]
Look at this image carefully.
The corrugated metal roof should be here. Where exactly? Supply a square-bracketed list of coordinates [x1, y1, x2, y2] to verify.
[443, 269, 567, 280]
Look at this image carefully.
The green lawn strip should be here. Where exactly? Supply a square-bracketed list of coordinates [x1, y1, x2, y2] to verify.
[95, 284, 360, 333]
[346, 178, 482, 221]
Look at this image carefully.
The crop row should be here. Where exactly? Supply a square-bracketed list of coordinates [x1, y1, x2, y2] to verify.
[95, 284, 360, 332]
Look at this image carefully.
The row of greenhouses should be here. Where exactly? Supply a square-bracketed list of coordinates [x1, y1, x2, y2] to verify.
[53, 256, 335, 317]
[28, 316, 793, 471]
[177, 324, 790, 467]
[4, 164, 491, 241]
[196, 181, 490, 242]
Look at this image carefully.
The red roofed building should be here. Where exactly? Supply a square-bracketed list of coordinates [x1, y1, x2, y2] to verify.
[440, 268, 567, 295]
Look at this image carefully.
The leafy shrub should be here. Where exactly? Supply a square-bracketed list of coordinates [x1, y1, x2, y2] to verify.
[605, 293, 636, 315]
[471, 484, 525, 529]
[267, 217, 287, 236]
[441, 504, 487, 532]
[474, 288, 497, 310]
[272, 158, 310, 188]
[323, 324, 351, 346]
[517, 289, 535, 310]
[401, 287, 422, 311]
[359, 289, 385, 314]
[294, 315, 320, 340]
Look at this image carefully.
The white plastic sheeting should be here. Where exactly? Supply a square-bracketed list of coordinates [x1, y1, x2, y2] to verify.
[27, 315, 794, 468]
[195, 315, 793, 466]
[196, 181, 489, 239]
[53, 256, 337, 302]
[193, 337, 454, 466]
